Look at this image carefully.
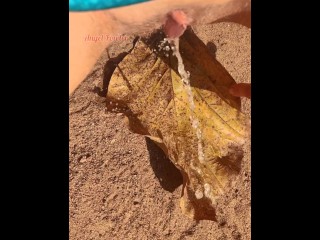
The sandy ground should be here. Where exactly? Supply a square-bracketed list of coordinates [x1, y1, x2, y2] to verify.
[69, 22, 251, 239]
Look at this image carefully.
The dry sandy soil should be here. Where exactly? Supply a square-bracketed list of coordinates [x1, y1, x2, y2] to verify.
[69, 22, 251, 239]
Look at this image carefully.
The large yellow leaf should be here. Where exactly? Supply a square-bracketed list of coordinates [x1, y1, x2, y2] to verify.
[106, 28, 249, 220]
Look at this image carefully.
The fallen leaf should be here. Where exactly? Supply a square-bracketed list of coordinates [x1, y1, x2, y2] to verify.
[106, 28, 249, 220]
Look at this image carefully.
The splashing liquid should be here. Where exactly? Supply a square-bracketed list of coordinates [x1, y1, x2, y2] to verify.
[168, 38, 205, 163]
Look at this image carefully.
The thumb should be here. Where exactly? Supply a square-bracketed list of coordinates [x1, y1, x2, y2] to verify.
[229, 83, 251, 99]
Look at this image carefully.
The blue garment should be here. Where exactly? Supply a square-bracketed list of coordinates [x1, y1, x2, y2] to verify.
[69, 0, 150, 11]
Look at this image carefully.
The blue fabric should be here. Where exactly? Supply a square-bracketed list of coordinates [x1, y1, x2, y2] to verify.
[69, 0, 149, 11]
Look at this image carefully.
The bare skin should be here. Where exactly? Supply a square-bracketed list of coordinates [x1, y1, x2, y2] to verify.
[69, 0, 251, 96]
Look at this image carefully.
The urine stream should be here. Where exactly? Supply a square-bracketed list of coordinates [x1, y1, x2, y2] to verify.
[165, 37, 205, 163]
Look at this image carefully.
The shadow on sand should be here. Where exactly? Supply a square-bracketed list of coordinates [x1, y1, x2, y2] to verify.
[145, 137, 183, 193]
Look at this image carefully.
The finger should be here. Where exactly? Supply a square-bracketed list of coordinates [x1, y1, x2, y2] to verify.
[229, 83, 251, 99]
